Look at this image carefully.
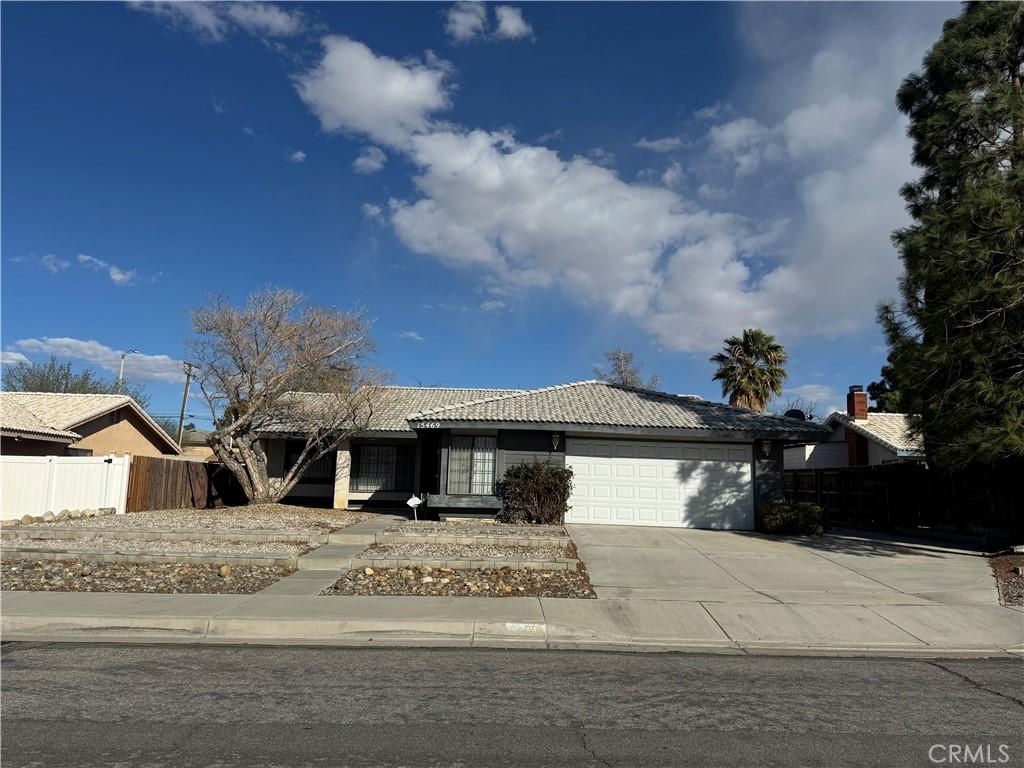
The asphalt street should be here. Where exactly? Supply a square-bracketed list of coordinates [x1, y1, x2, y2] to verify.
[1, 643, 1021, 767]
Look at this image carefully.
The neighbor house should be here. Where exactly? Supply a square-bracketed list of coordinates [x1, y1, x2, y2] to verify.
[261, 381, 828, 530]
[783, 385, 925, 470]
[0, 392, 181, 458]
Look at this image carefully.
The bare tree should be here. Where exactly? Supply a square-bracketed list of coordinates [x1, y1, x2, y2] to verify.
[777, 396, 820, 423]
[593, 348, 661, 390]
[188, 288, 386, 504]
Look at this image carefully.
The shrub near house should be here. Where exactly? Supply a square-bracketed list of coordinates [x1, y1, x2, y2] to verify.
[759, 502, 825, 536]
[496, 461, 574, 525]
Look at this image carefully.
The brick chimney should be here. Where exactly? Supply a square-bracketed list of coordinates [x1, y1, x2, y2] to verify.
[846, 385, 868, 421]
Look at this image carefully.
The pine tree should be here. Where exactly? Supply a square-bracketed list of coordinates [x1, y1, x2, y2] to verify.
[882, 2, 1024, 469]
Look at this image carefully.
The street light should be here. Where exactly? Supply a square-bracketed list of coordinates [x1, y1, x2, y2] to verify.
[117, 349, 139, 393]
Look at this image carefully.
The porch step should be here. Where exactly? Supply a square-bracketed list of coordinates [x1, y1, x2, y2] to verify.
[328, 514, 405, 545]
[296, 544, 365, 571]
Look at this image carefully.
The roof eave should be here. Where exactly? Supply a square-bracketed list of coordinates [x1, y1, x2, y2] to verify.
[408, 419, 830, 441]
[0, 429, 78, 444]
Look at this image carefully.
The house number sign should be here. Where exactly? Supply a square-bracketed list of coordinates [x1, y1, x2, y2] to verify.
[413, 421, 442, 429]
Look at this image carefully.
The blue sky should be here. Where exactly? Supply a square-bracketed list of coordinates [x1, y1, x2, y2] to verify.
[2, 1, 955, 426]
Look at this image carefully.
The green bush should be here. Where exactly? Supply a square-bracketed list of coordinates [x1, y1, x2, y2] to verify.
[496, 461, 574, 525]
[759, 501, 825, 536]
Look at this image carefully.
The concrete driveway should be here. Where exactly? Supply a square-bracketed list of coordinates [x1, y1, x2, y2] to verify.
[568, 524, 1002, 607]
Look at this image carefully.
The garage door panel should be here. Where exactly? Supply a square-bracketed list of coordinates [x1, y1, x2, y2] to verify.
[567, 439, 753, 530]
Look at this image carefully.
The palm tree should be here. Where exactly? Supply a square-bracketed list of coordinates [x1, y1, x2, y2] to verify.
[710, 329, 788, 412]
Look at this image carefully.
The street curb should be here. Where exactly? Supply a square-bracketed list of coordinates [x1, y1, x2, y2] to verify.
[3, 614, 1019, 659]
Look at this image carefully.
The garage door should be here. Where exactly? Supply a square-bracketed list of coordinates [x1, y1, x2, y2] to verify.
[565, 439, 753, 529]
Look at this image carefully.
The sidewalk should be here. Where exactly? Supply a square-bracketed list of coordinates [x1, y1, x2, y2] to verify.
[2, 589, 1021, 658]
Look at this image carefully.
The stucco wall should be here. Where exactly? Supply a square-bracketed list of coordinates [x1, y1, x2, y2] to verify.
[753, 441, 785, 526]
[73, 410, 174, 457]
[867, 440, 898, 466]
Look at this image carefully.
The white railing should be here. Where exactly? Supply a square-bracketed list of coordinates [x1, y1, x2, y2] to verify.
[0, 455, 132, 520]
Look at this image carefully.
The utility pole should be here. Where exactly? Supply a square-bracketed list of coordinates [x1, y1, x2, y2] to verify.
[177, 362, 197, 445]
[117, 349, 139, 393]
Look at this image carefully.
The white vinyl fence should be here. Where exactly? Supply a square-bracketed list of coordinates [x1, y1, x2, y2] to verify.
[0, 455, 131, 521]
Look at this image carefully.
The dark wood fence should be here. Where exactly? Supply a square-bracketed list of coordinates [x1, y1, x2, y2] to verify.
[126, 456, 244, 512]
[784, 463, 1022, 536]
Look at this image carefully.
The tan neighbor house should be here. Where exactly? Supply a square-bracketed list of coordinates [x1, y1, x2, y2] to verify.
[0, 392, 180, 457]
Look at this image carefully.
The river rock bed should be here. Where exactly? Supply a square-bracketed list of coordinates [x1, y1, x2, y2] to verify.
[24, 504, 373, 533]
[390, 521, 567, 539]
[362, 542, 569, 560]
[1, 559, 293, 594]
[990, 554, 1024, 606]
[1, 536, 311, 558]
[322, 564, 595, 598]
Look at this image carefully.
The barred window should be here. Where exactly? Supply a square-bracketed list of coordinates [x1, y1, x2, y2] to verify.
[448, 435, 496, 495]
[284, 440, 335, 483]
[351, 445, 415, 492]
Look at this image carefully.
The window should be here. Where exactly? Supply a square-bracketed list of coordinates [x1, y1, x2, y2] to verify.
[283, 440, 335, 484]
[447, 435, 496, 495]
[350, 444, 415, 492]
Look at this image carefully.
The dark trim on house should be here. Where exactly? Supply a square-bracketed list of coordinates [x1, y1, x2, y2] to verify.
[418, 421, 824, 441]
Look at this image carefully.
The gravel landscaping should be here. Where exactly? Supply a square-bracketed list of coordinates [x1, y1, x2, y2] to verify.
[390, 521, 567, 538]
[323, 564, 595, 598]
[363, 542, 569, 560]
[1, 536, 311, 558]
[25, 504, 374, 533]
[1, 559, 293, 594]
[990, 554, 1024, 606]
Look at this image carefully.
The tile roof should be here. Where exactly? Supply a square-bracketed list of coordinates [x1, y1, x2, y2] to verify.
[0, 395, 80, 441]
[0, 392, 181, 453]
[827, 411, 924, 455]
[410, 380, 830, 438]
[272, 387, 524, 434]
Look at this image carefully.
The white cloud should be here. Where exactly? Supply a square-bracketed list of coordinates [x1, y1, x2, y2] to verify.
[1, 351, 30, 366]
[289, 149, 306, 163]
[40, 254, 70, 273]
[698, 183, 730, 201]
[77, 254, 137, 286]
[396, 331, 425, 342]
[694, 102, 734, 121]
[223, 2, 304, 37]
[538, 128, 563, 143]
[785, 384, 838, 403]
[389, 128, 759, 348]
[661, 161, 684, 188]
[494, 6, 533, 40]
[636, 136, 684, 153]
[446, 1, 487, 42]
[479, 299, 506, 312]
[708, 117, 780, 176]
[133, 2, 303, 42]
[12, 338, 184, 383]
[210, 96, 227, 114]
[353, 146, 387, 174]
[297, 14, 950, 353]
[361, 203, 384, 222]
[294, 36, 453, 148]
[242, 126, 256, 137]
[587, 148, 616, 168]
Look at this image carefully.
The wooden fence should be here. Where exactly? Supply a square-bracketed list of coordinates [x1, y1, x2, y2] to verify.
[125, 456, 244, 513]
[784, 463, 1022, 536]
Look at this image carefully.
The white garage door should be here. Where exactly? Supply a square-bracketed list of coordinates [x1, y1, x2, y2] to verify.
[565, 439, 754, 530]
